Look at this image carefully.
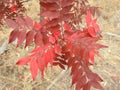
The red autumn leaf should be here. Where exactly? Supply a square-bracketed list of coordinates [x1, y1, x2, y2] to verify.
[31, 43, 55, 79]
[91, 18, 101, 34]
[61, 0, 74, 7]
[91, 81, 104, 90]
[25, 30, 35, 48]
[40, 2, 59, 10]
[67, 32, 78, 42]
[17, 30, 26, 47]
[82, 82, 91, 90]
[45, 18, 59, 28]
[46, 0, 58, 2]
[41, 49, 54, 68]
[33, 22, 42, 31]
[30, 59, 39, 80]
[37, 57, 44, 78]
[87, 71, 103, 82]
[93, 23, 101, 33]
[46, 47, 55, 65]
[41, 53, 48, 68]
[89, 50, 98, 64]
[61, 5, 73, 14]
[5, 19, 18, 28]
[32, 43, 51, 53]
[48, 25, 60, 33]
[75, 75, 87, 90]
[87, 26, 96, 37]
[92, 18, 97, 24]
[16, 57, 31, 65]
[16, 16, 25, 27]
[9, 29, 19, 43]
[70, 62, 79, 75]
[41, 11, 59, 20]
[25, 16, 33, 28]
[72, 68, 83, 85]
[60, 13, 74, 21]
[34, 32, 43, 46]
[86, 11, 92, 26]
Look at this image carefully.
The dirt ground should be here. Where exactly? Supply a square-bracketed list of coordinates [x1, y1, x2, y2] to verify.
[0, 0, 120, 90]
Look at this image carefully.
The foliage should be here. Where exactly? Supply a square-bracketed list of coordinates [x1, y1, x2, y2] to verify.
[0, 0, 25, 25]
[1, 0, 107, 90]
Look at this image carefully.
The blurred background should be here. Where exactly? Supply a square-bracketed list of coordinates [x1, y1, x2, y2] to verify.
[0, 0, 120, 90]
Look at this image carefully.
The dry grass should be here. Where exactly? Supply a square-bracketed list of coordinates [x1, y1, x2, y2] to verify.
[0, 0, 120, 90]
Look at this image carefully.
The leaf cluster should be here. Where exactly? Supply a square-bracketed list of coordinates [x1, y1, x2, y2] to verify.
[0, 0, 25, 25]
[4, 0, 107, 90]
